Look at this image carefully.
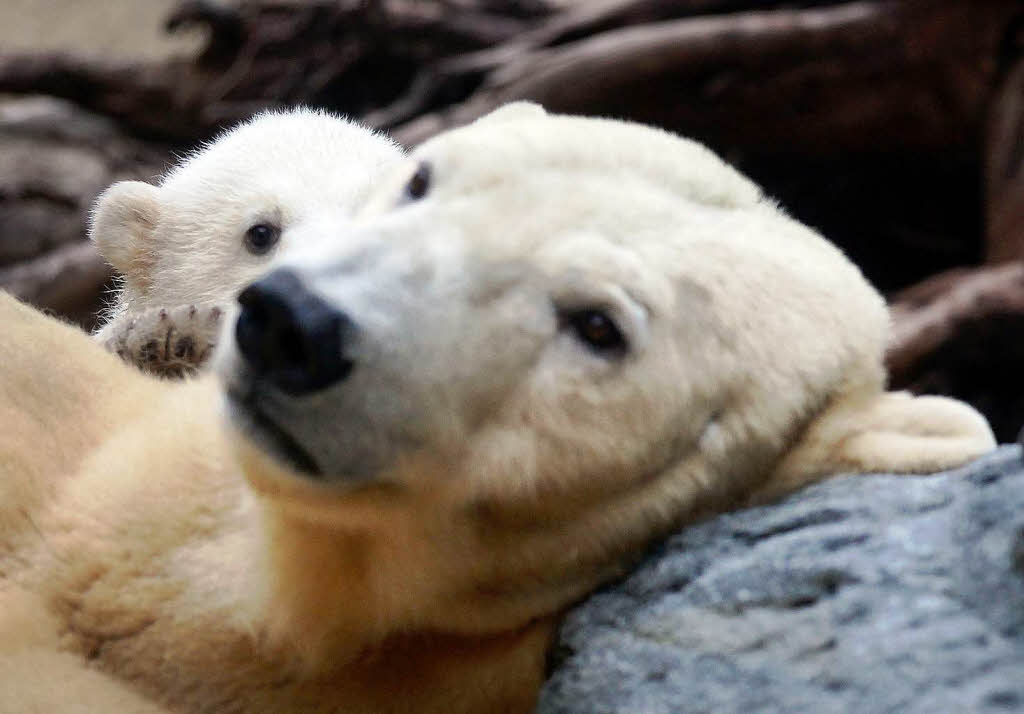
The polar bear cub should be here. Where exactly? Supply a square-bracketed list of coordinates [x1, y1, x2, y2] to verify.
[0, 103, 995, 713]
[90, 108, 403, 375]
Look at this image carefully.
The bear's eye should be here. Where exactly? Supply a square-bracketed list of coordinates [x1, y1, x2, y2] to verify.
[244, 223, 281, 255]
[565, 309, 627, 356]
[405, 162, 431, 200]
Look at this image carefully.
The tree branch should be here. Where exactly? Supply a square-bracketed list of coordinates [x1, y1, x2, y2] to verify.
[394, 1, 1018, 153]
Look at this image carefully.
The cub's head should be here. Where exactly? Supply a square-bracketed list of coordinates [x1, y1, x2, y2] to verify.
[90, 108, 404, 322]
[214, 103, 889, 646]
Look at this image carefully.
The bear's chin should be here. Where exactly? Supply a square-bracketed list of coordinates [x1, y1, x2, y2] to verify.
[224, 386, 324, 478]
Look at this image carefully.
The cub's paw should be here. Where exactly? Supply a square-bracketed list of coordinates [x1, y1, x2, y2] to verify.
[103, 303, 224, 378]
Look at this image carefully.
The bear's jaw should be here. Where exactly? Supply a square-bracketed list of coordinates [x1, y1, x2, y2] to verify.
[226, 380, 325, 477]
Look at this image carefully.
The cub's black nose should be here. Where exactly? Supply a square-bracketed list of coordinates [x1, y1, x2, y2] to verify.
[235, 269, 354, 395]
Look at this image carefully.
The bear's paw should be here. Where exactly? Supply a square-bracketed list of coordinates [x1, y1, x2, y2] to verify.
[104, 303, 223, 378]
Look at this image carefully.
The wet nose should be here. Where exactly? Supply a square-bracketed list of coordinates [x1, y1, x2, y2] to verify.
[235, 269, 354, 395]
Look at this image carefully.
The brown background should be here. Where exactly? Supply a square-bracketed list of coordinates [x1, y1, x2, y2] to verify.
[0, 0, 1021, 439]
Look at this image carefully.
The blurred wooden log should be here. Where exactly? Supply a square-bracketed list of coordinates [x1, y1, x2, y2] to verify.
[0, 0, 1016, 157]
[0, 53, 211, 143]
[0, 0, 819, 142]
[393, 0, 1019, 153]
[888, 263, 1024, 381]
[0, 0, 551, 143]
[0, 241, 112, 329]
[887, 261, 1024, 441]
[0, 97, 164, 328]
[0, 97, 167, 266]
[365, 0, 804, 128]
[985, 57, 1024, 262]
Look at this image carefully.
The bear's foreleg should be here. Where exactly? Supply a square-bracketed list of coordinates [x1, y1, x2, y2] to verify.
[751, 391, 996, 504]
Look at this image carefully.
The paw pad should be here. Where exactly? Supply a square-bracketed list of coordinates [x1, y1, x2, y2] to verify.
[174, 335, 196, 361]
[99, 303, 225, 377]
[139, 340, 161, 363]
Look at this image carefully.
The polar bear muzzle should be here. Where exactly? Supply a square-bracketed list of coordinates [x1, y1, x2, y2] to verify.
[218, 225, 560, 487]
[235, 268, 355, 395]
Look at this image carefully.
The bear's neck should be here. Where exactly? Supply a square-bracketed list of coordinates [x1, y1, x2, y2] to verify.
[252, 497, 560, 666]
[230, 499, 558, 712]
[232, 434, 595, 665]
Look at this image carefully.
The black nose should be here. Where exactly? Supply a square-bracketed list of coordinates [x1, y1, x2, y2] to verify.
[235, 269, 354, 395]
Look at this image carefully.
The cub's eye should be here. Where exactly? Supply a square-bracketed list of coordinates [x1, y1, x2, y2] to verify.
[565, 309, 627, 356]
[405, 162, 431, 200]
[244, 223, 281, 255]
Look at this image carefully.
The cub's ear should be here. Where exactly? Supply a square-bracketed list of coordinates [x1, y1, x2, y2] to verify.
[753, 391, 996, 504]
[89, 180, 161, 279]
[473, 102, 547, 127]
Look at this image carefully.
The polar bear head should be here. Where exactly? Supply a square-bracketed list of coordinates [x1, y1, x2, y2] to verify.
[218, 102, 886, 488]
[214, 103, 993, 649]
[89, 109, 404, 334]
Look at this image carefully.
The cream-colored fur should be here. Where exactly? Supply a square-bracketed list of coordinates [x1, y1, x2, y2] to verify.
[0, 587, 170, 713]
[0, 104, 995, 712]
[91, 108, 404, 375]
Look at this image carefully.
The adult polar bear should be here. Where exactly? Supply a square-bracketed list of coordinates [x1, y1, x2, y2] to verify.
[0, 104, 994, 713]
[91, 108, 403, 375]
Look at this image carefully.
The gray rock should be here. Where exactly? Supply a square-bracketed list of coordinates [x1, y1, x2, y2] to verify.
[540, 446, 1024, 714]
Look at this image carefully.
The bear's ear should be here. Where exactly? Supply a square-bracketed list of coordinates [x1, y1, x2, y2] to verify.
[472, 102, 547, 127]
[751, 391, 996, 504]
[89, 180, 161, 278]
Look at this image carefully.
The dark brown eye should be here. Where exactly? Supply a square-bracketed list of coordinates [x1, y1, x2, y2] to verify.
[406, 162, 431, 200]
[244, 223, 281, 255]
[566, 309, 627, 355]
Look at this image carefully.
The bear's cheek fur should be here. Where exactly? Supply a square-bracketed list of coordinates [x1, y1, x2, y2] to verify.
[456, 347, 698, 506]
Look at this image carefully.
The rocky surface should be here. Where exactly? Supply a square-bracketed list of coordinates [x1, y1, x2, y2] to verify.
[540, 446, 1024, 714]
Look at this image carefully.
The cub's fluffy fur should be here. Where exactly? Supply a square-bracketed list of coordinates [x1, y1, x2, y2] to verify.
[91, 108, 403, 375]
